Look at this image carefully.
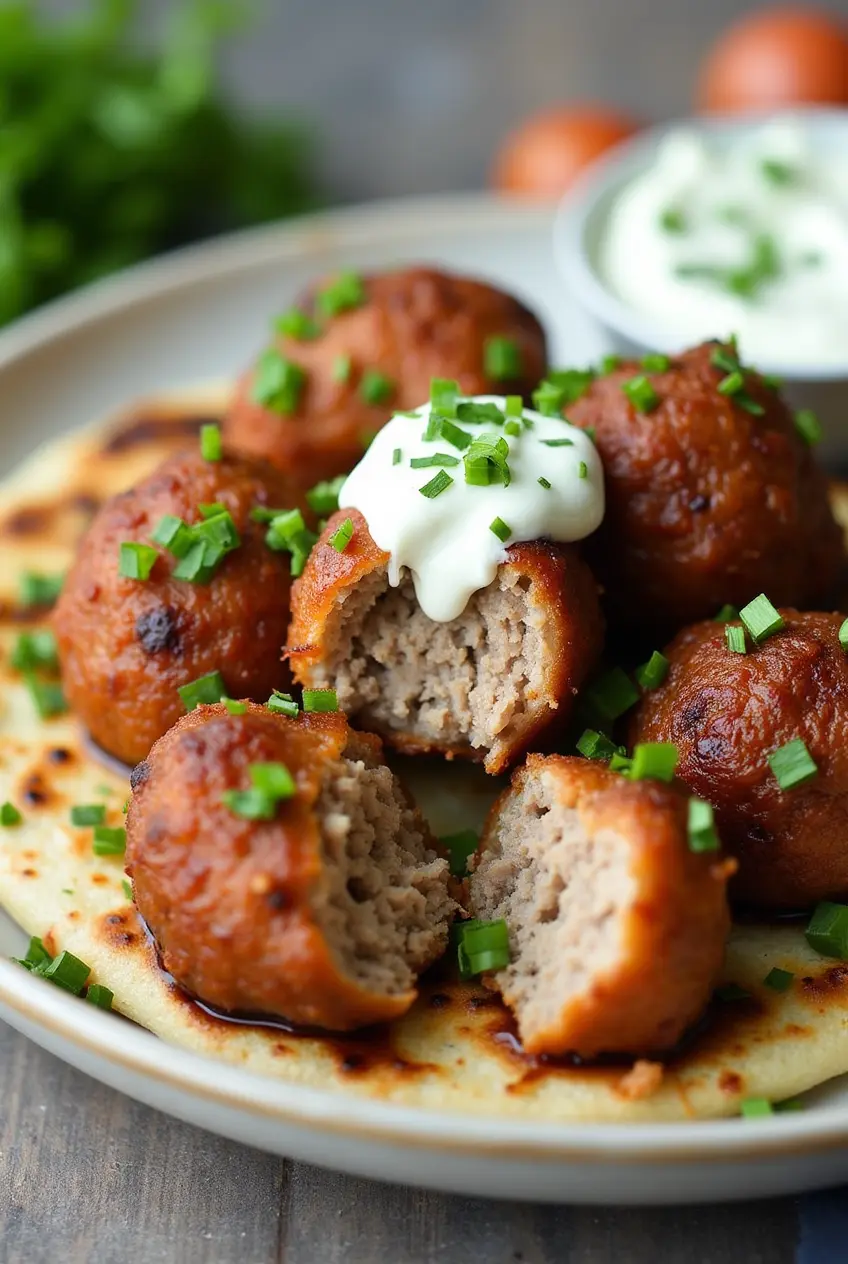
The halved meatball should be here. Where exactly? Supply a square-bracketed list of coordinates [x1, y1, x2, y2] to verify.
[126, 704, 455, 1030]
[287, 510, 603, 775]
[223, 267, 548, 489]
[468, 755, 731, 1058]
[564, 341, 844, 637]
[630, 609, 848, 909]
[54, 447, 304, 767]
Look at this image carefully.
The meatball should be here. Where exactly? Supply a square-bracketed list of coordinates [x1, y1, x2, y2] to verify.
[630, 609, 848, 909]
[563, 341, 844, 637]
[223, 267, 548, 489]
[286, 510, 603, 775]
[126, 704, 455, 1030]
[54, 447, 304, 767]
[468, 755, 731, 1058]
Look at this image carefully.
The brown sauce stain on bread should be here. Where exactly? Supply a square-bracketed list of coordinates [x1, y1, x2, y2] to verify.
[102, 413, 214, 455]
[799, 965, 848, 1003]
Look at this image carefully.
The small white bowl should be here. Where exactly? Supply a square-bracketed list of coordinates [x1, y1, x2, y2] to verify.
[554, 108, 848, 454]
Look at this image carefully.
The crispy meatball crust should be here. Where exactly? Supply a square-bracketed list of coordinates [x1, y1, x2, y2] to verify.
[565, 342, 844, 637]
[126, 705, 448, 1030]
[630, 610, 848, 909]
[53, 448, 303, 768]
[224, 267, 548, 488]
[286, 509, 603, 773]
[471, 756, 731, 1058]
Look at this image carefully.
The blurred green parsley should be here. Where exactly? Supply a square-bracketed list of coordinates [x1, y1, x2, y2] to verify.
[0, 0, 319, 324]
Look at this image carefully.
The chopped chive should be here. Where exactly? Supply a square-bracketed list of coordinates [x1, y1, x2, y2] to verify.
[38, 951, 91, 995]
[738, 392, 765, 416]
[329, 518, 355, 552]
[70, 804, 105, 827]
[659, 207, 687, 234]
[92, 826, 126, 856]
[19, 571, 64, 608]
[11, 629, 59, 672]
[484, 336, 522, 381]
[331, 354, 352, 383]
[249, 761, 296, 801]
[422, 414, 474, 450]
[760, 158, 797, 187]
[171, 541, 219, 584]
[306, 475, 346, 516]
[540, 438, 574, 448]
[359, 369, 394, 406]
[538, 476, 551, 490]
[622, 375, 660, 413]
[118, 542, 158, 581]
[503, 419, 521, 436]
[634, 651, 670, 691]
[264, 509, 318, 577]
[419, 469, 454, 499]
[274, 309, 320, 340]
[839, 619, 848, 651]
[688, 798, 720, 852]
[642, 353, 670, 372]
[741, 1098, 774, 1119]
[122, 879, 133, 901]
[794, 409, 822, 446]
[532, 368, 595, 415]
[86, 984, 114, 1010]
[576, 729, 622, 762]
[14, 937, 51, 971]
[24, 674, 67, 719]
[489, 517, 512, 544]
[740, 594, 784, 643]
[463, 434, 510, 488]
[715, 982, 750, 1002]
[577, 461, 588, 479]
[768, 738, 818, 791]
[317, 271, 366, 317]
[0, 802, 21, 827]
[583, 667, 640, 723]
[151, 514, 194, 557]
[456, 918, 510, 978]
[441, 829, 479, 877]
[303, 688, 338, 713]
[267, 690, 299, 718]
[223, 699, 248, 715]
[430, 378, 460, 418]
[806, 901, 848, 960]
[600, 355, 621, 374]
[178, 670, 227, 712]
[251, 348, 306, 415]
[609, 751, 634, 774]
[763, 967, 794, 993]
[455, 401, 505, 426]
[718, 370, 745, 397]
[392, 447, 402, 466]
[711, 345, 740, 375]
[221, 788, 277, 820]
[200, 423, 222, 462]
[628, 742, 678, 784]
[198, 503, 226, 520]
[725, 624, 747, 654]
[714, 604, 740, 623]
[505, 395, 522, 417]
[409, 454, 460, 468]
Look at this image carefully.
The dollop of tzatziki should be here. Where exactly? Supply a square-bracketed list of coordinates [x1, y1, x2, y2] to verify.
[599, 118, 848, 367]
[339, 389, 604, 622]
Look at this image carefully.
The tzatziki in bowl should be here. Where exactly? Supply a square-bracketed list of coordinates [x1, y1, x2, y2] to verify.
[556, 110, 848, 445]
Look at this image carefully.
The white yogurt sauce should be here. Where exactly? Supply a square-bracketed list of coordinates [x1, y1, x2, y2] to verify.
[339, 395, 604, 622]
[600, 118, 848, 367]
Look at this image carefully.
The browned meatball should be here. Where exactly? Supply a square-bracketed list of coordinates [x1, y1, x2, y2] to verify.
[468, 755, 731, 1057]
[630, 609, 848, 909]
[563, 342, 844, 637]
[126, 705, 455, 1030]
[286, 510, 603, 775]
[54, 447, 305, 767]
[223, 267, 548, 489]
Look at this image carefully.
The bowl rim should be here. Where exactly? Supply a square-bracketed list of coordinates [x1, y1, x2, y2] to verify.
[554, 106, 848, 382]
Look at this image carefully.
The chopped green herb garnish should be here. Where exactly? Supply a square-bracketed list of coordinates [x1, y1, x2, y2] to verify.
[86, 984, 114, 1011]
[600, 355, 621, 374]
[583, 668, 640, 723]
[463, 434, 510, 488]
[11, 630, 59, 672]
[178, 670, 227, 712]
[642, 353, 670, 372]
[489, 517, 512, 544]
[763, 967, 794, 993]
[303, 688, 338, 713]
[725, 625, 747, 654]
[423, 413, 474, 450]
[839, 618, 848, 651]
[659, 208, 687, 234]
[441, 829, 479, 877]
[392, 447, 402, 466]
[430, 378, 460, 418]
[24, 674, 67, 720]
[92, 826, 126, 857]
[70, 804, 105, 827]
[332, 354, 352, 383]
[251, 348, 306, 415]
[760, 158, 797, 187]
[532, 368, 595, 415]
[768, 738, 817, 791]
[741, 1098, 774, 1119]
[503, 419, 521, 437]
[151, 514, 194, 557]
[455, 401, 505, 426]
[576, 729, 623, 762]
[577, 461, 588, 479]
[19, 571, 63, 608]
[456, 918, 510, 979]
[609, 752, 634, 774]
[221, 788, 278, 821]
[688, 798, 720, 852]
[484, 336, 522, 381]
[714, 604, 740, 623]
[540, 438, 574, 448]
[274, 309, 320, 340]
[806, 901, 848, 960]
[419, 469, 454, 499]
[537, 476, 551, 490]
[267, 690, 299, 718]
[505, 395, 522, 417]
[118, 541, 158, 581]
[718, 370, 745, 397]
[628, 742, 678, 784]
[37, 951, 91, 995]
[249, 761, 297, 800]
[359, 369, 394, 406]
[200, 423, 222, 462]
[0, 802, 21, 827]
[622, 375, 659, 413]
[122, 879, 133, 902]
[223, 699, 248, 715]
[223, 763, 296, 821]
[306, 476, 346, 517]
[329, 518, 355, 552]
[794, 409, 822, 446]
[740, 594, 784, 643]
[317, 271, 366, 317]
[265, 508, 318, 577]
[409, 454, 460, 469]
[715, 982, 750, 1003]
[634, 651, 670, 691]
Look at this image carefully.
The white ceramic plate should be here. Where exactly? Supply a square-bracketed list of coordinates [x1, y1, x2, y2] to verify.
[1, 195, 847, 1205]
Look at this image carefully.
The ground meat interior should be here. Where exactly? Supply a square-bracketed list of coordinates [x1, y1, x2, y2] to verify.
[471, 771, 635, 1034]
[312, 739, 455, 995]
[317, 568, 545, 754]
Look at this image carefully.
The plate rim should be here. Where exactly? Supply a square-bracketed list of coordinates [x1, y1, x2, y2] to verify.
[0, 191, 845, 1167]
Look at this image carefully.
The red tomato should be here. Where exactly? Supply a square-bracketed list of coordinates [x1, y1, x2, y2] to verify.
[698, 7, 848, 112]
[491, 105, 641, 198]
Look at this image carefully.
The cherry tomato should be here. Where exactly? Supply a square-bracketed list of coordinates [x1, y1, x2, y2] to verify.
[492, 104, 641, 198]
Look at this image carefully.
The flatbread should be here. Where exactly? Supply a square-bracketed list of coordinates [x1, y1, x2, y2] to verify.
[1, 394, 847, 1122]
